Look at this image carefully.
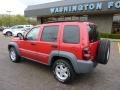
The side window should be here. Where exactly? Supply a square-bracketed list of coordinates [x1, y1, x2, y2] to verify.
[26, 25, 30, 28]
[63, 26, 80, 44]
[41, 26, 59, 42]
[11, 26, 17, 29]
[17, 26, 24, 29]
[26, 27, 40, 40]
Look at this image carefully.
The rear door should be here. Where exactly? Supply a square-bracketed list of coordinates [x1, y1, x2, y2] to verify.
[59, 23, 83, 60]
[35, 24, 61, 64]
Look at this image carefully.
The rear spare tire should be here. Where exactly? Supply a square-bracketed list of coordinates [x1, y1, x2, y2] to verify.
[96, 40, 110, 64]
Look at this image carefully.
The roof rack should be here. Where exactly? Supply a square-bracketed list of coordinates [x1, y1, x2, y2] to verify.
[43, 20, 88, 24]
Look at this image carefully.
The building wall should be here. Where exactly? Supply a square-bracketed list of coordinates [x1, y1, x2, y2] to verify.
[37, 14, 113, 33]
[88, 14, 113, 33]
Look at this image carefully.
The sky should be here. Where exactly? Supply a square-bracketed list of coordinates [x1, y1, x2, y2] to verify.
[0, 0, 60, 15]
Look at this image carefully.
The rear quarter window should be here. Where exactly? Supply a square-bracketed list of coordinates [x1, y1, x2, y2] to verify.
[63, 26, 80, 44]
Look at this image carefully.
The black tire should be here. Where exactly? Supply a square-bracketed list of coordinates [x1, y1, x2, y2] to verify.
[6, 31, 12, 36]
[17, 33, 22, 37]
[52, 59, 75, 83]
[9, 47, 21, 63]
[96, 40, 110, 64]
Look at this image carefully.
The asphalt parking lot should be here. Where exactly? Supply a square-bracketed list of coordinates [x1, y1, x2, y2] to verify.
[0, 32, 120, 90]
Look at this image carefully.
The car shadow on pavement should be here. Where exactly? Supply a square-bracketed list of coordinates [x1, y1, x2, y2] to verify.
[70, 68, 107, 86]
[20, 58, 105, 85]
[20, 58, 50, 70]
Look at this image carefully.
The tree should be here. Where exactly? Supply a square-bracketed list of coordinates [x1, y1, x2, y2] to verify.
[0, 14, 37, 27]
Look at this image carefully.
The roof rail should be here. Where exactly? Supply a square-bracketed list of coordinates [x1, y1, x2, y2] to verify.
[43, 20, 88, 24]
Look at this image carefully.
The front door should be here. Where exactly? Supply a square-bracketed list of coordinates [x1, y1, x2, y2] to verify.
[19, 27, 40, 60]
[19, 24, 60, 64]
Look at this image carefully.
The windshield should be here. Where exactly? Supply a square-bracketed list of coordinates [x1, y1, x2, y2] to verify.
[88, 25, 100, 42]
[11, 26, 17, 29]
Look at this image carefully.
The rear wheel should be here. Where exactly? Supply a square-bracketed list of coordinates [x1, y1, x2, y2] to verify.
[17, 33, 22, 37]
[9, 47, 21, 63]
[52, 59, 75, 83]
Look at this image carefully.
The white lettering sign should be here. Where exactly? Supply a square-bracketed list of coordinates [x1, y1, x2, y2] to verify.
[50, 1, 120, 14]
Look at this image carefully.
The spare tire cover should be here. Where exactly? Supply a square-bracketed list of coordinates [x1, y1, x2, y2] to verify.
[96, 40, 110, 64]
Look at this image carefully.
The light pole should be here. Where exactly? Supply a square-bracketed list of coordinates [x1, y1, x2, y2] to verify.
[6, 11, 12, 27]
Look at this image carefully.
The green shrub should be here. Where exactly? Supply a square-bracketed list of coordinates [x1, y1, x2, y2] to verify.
[100, 33, 120, 39]
[109, 34, 120, 39]
[100, 33, 110, 38]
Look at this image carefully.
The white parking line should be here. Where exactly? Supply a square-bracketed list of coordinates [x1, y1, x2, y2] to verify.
[118, 42, 120, 54]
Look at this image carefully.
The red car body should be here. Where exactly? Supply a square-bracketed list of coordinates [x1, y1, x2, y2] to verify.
[8, 22, 110, 83]
[11, 22, 98, 64]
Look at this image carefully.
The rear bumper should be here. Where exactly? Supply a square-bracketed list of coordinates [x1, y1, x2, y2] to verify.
[76, 60, 97, 73]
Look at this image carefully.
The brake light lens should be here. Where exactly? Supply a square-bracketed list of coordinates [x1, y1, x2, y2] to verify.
[83, 47, 91, 60]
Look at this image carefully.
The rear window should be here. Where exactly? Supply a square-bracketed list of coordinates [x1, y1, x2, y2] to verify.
[88, 25, 100, 42]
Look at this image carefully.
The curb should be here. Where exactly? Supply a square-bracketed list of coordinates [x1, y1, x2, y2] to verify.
[109, 39, 120, 42]
[101, 38, 120, 42]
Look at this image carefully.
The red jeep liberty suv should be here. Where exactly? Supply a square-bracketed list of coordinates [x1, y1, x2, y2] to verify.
[8, 22, 110, 83]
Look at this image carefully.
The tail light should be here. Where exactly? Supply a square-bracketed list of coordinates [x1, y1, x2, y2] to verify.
[83, 47, 91, 60]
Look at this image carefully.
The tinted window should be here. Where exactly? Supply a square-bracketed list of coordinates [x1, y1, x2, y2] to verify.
[41, 26, 59, 42]
[26, 25, 30, 27]
[26, 27, 40, 40]
[63, 26, 80, 44]
[88, 25, 100, 42]
[17, 26, 24, 28]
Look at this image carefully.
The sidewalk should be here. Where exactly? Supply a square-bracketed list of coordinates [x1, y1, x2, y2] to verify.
[101, 38, 120, 42]
[109, 39, 120, 42]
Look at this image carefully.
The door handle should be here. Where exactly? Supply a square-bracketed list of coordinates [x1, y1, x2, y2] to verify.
[51, 44, 57, 48]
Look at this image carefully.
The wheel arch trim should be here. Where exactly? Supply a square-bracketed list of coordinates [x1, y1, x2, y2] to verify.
[8, 42, 21, 56]
[49, 51, 79, 73]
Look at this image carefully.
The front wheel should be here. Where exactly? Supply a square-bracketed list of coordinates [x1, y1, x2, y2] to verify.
[6, 32, 12, 36]
[9, 47, 21, 63]
[52, 59, 75, 83]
